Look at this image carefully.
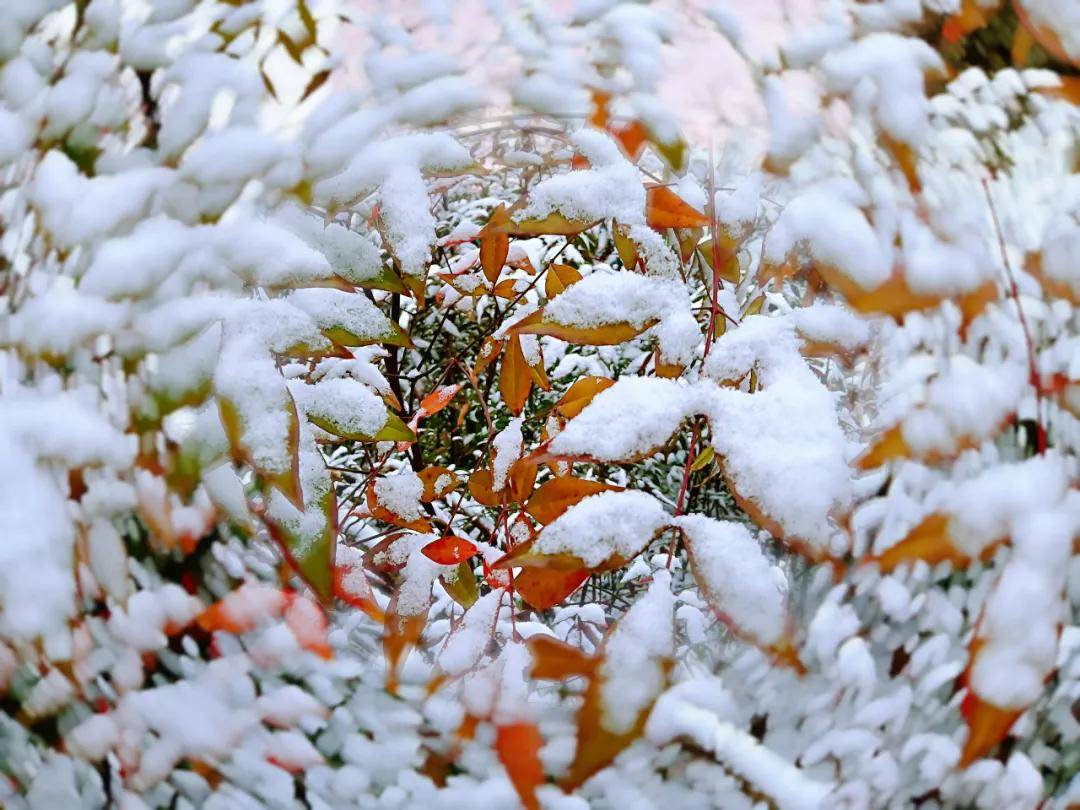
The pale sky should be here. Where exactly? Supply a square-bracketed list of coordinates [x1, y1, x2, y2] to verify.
[334, 0, 821, 147]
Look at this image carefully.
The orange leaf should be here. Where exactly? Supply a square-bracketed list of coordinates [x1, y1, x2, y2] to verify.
[480, 205, 511, 283]
[517, 567, 591, 611]
[383, 594, 428, 693]
[418, 384, 463, 418]
[527, 634, 596, 678]
[418, 466, 459, 502]
[545, 262, 582, 299]
[959, 690, 1023, 768]
[493, 278, 521, 299]
[500, 335, 533, 415]
[507, 457, 538, 504]
[366, 481, 433, 532]
[197, 584, 288, 634]
[870, 513, 1003, 573]
[941, 0, 989, 43]
[495, 723, 544, 810]
[646, 186, 709, 229]
[613, 120, 648, 160]
[555, 376, 616, 419]
[361, 533, 408, 575]
[588, 89, 611, 129]
[422, 535, 478, 565]
[525, 477, 623, 524]
[563, 657, 672, 789]
[468, 468, 503, 507]
[510, 310, 657, 345]
[474, 335, 505, 376]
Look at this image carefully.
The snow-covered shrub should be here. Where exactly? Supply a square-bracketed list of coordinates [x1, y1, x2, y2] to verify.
[0, 0, 1076, 807]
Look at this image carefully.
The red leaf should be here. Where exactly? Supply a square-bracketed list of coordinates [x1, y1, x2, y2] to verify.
[422, 535, 478, 566]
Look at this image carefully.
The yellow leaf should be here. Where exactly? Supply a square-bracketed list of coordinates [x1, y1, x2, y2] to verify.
[468, 468, 503, 508]
[493, 278, 520, 299]
[511, 310, 657, 346]
[689, 445, 714, 472]
[495, 211, 596, 237]
[555, 376, 616, 419]
[544, 263, 583, 299]
[474, 336, 505, 376]
[612, 223, 638, 269]
[441, 560, 479, 609]
[698, 238, 741, 283]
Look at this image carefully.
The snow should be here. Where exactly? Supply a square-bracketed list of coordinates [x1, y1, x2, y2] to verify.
[764, 190, 891, 290]
[288, 377, 388, 440]
[882, 356, 1026, 459]
[491, 417, 523, 491]
[763, 76, 821, 170]
[599, 570, 674, 734]
[705, 364, 853, 553]
[822, 33, 945, 146]
[275, 206, 386, 287]
[647, 691, 832, 810]
[437, 590, 505, 677]
[1, 0, 1076, 805]
[532, 490, 671, 567]
[969, 497, 1076, 708]
[544, 271, 692, 333]
[790, 302, 871, 351]
[30, 151, 172, 249]
[289, 288, 395, 345]
[515, 130, 646, 226]
[548, 377, 700, 461]
[1016, 0, 1080, 63]
[675, 515, 787, 646]
[373, 466, 425, 522]
[214, 336, 296, 477]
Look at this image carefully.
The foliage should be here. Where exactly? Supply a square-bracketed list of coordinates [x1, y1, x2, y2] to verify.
[0, 0, 1077, 808]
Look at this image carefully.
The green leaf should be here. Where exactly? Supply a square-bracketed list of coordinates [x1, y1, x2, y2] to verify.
[441, 561, 479, 608]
